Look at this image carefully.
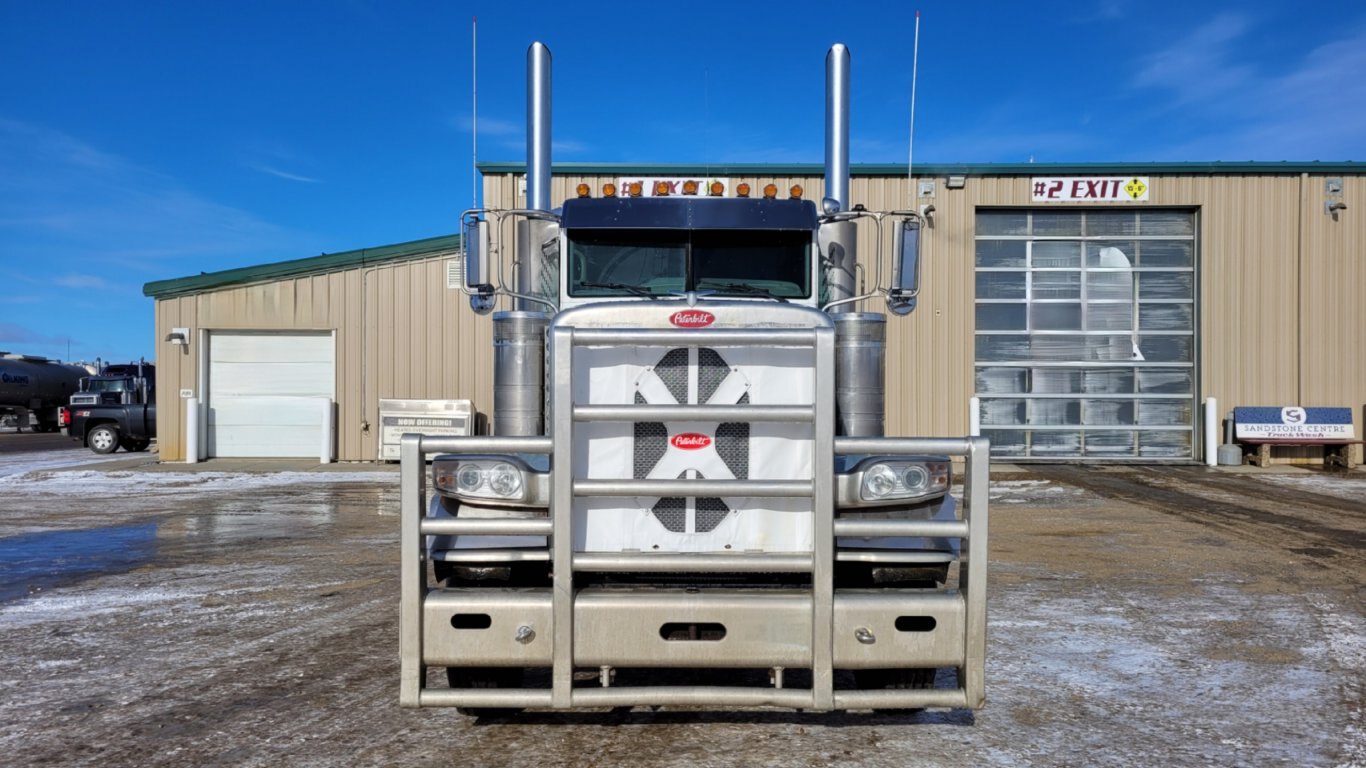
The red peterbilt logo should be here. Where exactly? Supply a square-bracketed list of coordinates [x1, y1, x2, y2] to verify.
[669, 310, 715, 328]
[670, 433, 712, 450]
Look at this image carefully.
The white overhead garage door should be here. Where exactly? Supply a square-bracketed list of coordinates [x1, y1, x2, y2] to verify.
[207, 331, 335, 458]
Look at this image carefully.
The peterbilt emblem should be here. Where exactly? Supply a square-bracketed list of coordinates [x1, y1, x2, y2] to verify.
[669, 310, 715, 328]
[670, 433, 712, 450]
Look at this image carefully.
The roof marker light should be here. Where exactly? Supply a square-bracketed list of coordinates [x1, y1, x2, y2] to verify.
[682, 180, 699, 195]
[789, 184, 804, 199]
[654, 181, 671, 196]
[709, 181, 724, 196]
[576, 183, 591, 198]
[763, 183, 778, 199]
[736, 183, 751, 198]
[603, 183, 618, 198]
[628, 181, 643, 197]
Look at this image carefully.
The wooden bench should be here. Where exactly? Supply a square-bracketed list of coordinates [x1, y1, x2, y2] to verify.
[1234, 406, 1362, 469]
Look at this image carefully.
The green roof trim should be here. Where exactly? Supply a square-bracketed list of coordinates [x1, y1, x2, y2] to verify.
[478, 160, 1366, 176]
[143, 233, 463, 299]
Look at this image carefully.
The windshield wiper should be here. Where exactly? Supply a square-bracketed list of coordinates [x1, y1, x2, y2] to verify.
[576, 281, 658, 299]
[695, 281, 789, 303]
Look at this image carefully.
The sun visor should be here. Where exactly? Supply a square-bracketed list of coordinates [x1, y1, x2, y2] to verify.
[560, 197, 818, 231]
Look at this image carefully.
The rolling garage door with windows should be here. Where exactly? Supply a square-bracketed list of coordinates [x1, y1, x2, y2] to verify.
[206, 331, 335, 458]
[973, 209, 1197, 460]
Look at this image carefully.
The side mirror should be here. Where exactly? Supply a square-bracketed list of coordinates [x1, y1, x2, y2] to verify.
[465, 218, 495, 315]
[888, 217, 921, 315]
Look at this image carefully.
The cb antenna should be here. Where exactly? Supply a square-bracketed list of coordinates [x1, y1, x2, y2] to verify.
[907, 10, 920, 205]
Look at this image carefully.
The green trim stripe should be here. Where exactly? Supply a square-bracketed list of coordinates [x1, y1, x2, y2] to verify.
[479, 160, 1366, 176]
[143, 233, 462, 299]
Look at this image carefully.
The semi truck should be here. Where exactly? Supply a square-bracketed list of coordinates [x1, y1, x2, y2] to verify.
[63, 360, 157, 453]
[68, 360, 156, 407]
[399, 43, 988, 715]
[0, 353, 89, 432]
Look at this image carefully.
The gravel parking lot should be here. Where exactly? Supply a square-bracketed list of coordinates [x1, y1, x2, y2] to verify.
[0, 434, 1361, 767]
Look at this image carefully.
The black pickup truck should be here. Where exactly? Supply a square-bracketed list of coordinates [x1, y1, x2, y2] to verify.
[67, 403, 156, 454]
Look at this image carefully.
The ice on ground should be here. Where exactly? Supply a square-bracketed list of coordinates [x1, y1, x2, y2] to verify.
[0, 449, 129, 480]
[1253, 472, 1366, 503]
[984, 479, 1088, 504]
[0, 468, 395, 496]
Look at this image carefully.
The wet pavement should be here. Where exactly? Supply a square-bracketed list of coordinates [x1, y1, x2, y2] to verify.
[0, 441, 1361, 766]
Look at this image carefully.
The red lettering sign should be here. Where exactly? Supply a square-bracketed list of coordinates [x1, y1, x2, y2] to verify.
[670, 310, 715, 328]
[671, 433, 712, 450]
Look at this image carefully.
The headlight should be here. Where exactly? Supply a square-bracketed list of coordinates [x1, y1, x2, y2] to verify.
[902, 464, 930, 493]
[434, 457, 528, 502]
[861, 464, 899, 499]
[487, 463, 522, 497]
[456, 465, 484, 492]
[857, 459, 950, 502]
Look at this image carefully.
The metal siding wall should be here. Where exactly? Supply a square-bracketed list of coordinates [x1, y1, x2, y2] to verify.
[1194, 176, 1301, 410]
[153, 251, 498, 462]
[1300, 175, 1366, 462]
[152, 295, 196, 462]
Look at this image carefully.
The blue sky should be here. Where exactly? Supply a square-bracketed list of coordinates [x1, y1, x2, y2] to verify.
[2, 1, 1363, 363]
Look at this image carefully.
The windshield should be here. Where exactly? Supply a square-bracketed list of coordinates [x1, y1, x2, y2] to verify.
[85, 378, 130, 393]
[568, 229, 811, 299]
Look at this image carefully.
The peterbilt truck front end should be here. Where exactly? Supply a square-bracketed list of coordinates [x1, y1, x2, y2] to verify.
[397, 40, 988, 715]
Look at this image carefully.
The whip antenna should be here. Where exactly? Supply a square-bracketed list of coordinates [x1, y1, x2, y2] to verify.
[472, 16, 478, 210]
[907, 10, 920, 204]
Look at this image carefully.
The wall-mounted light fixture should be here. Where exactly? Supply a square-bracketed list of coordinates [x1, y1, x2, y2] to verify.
[946, 175, 967, 189]
[166, 327, 190, 345]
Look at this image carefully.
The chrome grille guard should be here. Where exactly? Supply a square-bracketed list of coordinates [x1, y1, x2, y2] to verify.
[400, 324, 989, 711]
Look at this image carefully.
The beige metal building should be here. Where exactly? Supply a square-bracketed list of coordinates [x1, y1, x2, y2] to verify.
[144, 161, 1364, 463]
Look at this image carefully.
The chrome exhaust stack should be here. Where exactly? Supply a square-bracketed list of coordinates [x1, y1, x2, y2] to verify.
[824, 45, 884, 436]
[496, 42, 553, 434]
[526, 42, 552, 212]
[516, 42, 557, 311]
[821, 44, 857, 311]
[824, 44, 850, 214]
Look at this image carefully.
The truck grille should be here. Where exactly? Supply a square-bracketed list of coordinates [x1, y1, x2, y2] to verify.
[635, 347, 748, 534]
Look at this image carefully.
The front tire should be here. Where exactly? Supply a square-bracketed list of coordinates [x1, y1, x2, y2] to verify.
[88, 424, 120, 454]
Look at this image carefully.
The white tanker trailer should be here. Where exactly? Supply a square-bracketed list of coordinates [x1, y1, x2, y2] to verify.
[398, 43, 989, 716]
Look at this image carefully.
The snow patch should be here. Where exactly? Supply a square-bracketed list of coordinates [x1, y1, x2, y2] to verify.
[1253, 472, 1366, 503]
[0, 449, 129, 480]
[0, 469, 394, 496]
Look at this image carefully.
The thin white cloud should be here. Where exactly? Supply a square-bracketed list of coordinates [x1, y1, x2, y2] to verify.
[0, 119, 310, 275]
[1068, 0, 1128, 24]
[52, 274, 111, 290]
[0, 323, 77, 348]
[1129, 19, 1366, 159]
[452, 113, 520, 136]
[552, 139, 589, 154]
[247, 162, 321, 184]
[1132, 13, 1254, 105]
